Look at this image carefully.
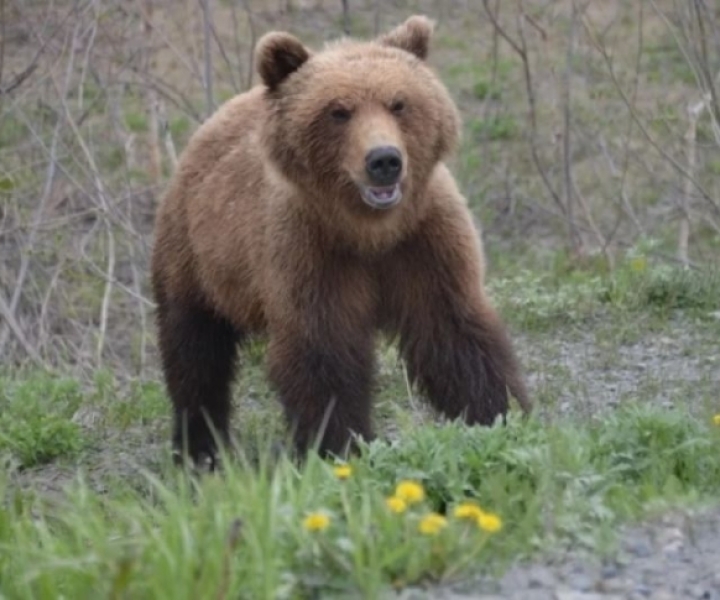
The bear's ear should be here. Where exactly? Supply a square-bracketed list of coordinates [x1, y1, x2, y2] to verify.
[378, 15, 435, 60]
[256, 32, 311, 90]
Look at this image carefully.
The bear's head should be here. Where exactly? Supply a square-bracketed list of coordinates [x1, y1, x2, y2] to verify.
[257, 16, 461, 227]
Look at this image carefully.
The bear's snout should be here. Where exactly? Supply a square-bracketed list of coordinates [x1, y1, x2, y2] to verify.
[365, 146, 403, 186]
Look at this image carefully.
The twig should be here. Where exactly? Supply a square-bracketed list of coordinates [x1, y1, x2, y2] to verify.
[139, 0, 162, 185]
[0, 292, 44, 365]
[561, 1, 583, 256]
[679, 100, 705, 267]
[200, 0, 215, 118]
[205, 3, 239, 93]
[373, 0, 381, 36]
[0, 0, 5, 91]
[341, 0, 350, 35]
[160, 101, 179, 170]
[0, 62, 37, 96]
[241, 0, 257, 91]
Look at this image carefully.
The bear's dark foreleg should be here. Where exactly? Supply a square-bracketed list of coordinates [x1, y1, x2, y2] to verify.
[267, 330, 375, 459]
[400, 300, 529, 426]
[382, 209, 530, 428]
[155, 299, 241, 468]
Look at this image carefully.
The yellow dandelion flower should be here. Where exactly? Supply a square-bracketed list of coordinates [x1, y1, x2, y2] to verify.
[712, 414, 720, 426]
[418, 513, 447, 535]
[476, 511, 502, 533]
[630, 256, 647, 273]
[333, 464, 352, 480]
[395, 480, 425, 504]
[385, 496, 407, 514]
[303, 512, 330, 532]
[453, 502, 484, 520]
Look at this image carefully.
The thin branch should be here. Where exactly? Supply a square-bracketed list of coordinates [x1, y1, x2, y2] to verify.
[679, 100, 705, 267]
[562, 1, 583, 255]
[0, 292, 44, 366]
[200, 0, 215, 118]
[342, 0, 350, 35]
[241, 0, 256, 91]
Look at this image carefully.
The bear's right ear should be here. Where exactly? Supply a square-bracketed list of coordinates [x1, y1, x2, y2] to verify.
[378, 15, 435, 60]
[256, 32, 311, 91]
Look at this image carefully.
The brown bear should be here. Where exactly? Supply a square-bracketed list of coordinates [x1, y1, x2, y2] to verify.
[150, 15, 531, 468]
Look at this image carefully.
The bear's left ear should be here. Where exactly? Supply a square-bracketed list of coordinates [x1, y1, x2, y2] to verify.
[256, 31, 312, 91]
[378, 15, 435, 61]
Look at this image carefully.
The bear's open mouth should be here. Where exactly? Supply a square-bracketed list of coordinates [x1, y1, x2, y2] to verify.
[360, 183, 402, 210]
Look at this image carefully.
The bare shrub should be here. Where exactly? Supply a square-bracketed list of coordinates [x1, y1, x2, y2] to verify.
[0, 0, 717, 373]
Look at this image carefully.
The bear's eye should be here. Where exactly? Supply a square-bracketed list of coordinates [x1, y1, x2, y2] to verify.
[330, 107, 352, 123]
[390, 100, 406, 115]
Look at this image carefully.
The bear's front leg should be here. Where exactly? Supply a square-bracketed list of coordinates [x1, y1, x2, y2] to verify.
[402, 299, 528, 426]
[264, 240, 378, 459]
[267, 327, 375, 458]
[381, 204, 530, 427]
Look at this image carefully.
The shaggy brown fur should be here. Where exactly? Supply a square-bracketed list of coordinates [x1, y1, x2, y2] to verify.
[150, 15, 531, 467]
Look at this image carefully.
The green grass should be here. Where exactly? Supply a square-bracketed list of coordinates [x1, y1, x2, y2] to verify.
[488, 249, 720, 332]
[467, 115, 519, 142]
[0, 375, 87, 468]
[1, 404, 720, 599]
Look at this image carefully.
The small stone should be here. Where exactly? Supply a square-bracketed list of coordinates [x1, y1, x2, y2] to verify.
[632, 584, 652, 597]
[554, 592, 624, 600]
[566, 574, 596, 592]
[527, 566, 557, 589]
[685, 586, 711, 599]
[658, 527, 685, 554]
[649, 591, 675, 600]
[625, 539, 653, 558]
[600, 563, 621, 579]
[594, 577, 633, 594]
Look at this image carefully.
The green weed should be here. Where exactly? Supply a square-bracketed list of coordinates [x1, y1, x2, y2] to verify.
[0, 375, 86, 468]
[468, 115, 518, 142]
[489, 247, 720, 331]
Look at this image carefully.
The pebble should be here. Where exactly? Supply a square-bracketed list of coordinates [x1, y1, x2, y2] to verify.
[528, 566, 557, 589]
[624, 538, 653, 558]
[648, 591, 675, 600]
[554, 592, 622, 600]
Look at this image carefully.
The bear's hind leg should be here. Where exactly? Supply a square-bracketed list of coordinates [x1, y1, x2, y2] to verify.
[156, 299, 241, 469]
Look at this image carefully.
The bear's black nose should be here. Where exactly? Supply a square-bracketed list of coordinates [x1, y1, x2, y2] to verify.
[365, 146, 403, 186]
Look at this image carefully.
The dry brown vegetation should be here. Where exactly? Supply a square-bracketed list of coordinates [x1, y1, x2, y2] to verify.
[1, 0, 719, 374]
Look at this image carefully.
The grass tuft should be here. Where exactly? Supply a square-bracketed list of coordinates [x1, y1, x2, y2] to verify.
[489, 250, 720, 331]
[0, 375, 86, 468]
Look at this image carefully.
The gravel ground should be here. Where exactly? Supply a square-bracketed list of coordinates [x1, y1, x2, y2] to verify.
[399, 506, 720, 600]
